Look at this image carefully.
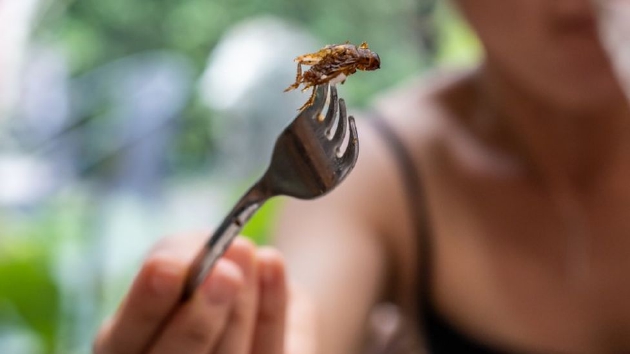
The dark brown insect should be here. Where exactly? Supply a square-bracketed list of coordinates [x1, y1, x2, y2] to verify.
[285, 41, 381, 110]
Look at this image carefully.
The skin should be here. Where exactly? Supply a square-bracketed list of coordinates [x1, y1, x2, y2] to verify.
[97, 0, 630, 353]
[94, 235, 303, 354]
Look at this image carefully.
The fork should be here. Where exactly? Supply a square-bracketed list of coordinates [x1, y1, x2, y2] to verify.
[181, 84, 359, 300]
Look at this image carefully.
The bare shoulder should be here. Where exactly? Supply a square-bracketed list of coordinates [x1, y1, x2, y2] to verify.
[275, 69, 474, 302]
[371, 70, 475, 155]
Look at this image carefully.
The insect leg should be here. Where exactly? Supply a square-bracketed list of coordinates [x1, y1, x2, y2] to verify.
[301, 70, 318, 92]
[298, 86, 317, 111]
[284, 63, 303, 92]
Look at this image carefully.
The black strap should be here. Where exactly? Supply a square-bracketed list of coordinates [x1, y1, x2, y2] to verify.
[368, 114, 433, 308]
[369, 114, 508, 354]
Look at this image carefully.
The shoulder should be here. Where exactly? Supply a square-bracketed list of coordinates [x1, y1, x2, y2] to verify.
[275, 69, 476, 303]
[346, 68, 478, 301]
[354, 68, 476, 211]
[370, 69, 476, 156]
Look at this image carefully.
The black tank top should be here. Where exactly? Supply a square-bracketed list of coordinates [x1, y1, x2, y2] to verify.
[371, 116, 509, 354]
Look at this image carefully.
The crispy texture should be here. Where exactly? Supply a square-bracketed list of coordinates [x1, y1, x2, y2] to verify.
[285, 42, 381, 110]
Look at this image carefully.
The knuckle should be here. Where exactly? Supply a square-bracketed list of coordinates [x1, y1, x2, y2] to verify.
[135, 305, 166, 326]
[181, 321, 216, 345]
[176, 307, 226, 346]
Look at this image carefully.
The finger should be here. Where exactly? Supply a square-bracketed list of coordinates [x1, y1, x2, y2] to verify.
[94, 246, 190, 354]
[251, 247, 289, 354]
[213, 237, 259, 354]
[93, 318, 114, 354]
[148, 258, 243, 354]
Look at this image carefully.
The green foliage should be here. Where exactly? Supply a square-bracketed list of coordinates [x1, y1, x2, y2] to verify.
[0, 225, 61, 353]
[167, 96, 216, 174]
[241, 197, 283, 245]
[34, 0, 481, 170]
[40, 0, 432, 97]
[434, 2, 482, 66]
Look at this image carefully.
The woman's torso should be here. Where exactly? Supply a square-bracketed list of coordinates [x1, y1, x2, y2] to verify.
[368, 70, 630, 353]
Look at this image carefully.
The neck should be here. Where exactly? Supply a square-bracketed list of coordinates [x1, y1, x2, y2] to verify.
[475, 63, 630, 192]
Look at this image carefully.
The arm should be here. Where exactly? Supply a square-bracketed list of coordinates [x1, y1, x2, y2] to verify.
[274, 120, 418, 354]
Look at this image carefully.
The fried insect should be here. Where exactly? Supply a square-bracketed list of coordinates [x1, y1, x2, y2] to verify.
[285, 41, 381, 110]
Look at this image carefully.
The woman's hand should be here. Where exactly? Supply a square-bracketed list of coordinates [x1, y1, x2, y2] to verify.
[94, 233, 315, 354]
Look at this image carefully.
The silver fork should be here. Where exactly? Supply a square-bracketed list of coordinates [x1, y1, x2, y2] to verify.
[181, 84, 359, 300]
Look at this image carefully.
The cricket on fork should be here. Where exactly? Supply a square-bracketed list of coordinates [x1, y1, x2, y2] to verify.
[285, 41, 381, 111]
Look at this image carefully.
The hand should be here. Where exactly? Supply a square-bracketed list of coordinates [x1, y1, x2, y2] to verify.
[94, 233, 314, 354]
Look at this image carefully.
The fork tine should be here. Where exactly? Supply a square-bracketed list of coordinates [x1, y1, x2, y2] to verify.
[339, 115, 359, 167]
[322, 85, 338, 130]
[299, 84, 328, 119]
[331, 98, 348, 147]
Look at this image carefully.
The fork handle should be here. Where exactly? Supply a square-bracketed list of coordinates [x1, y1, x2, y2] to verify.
[181, 184, 269, 301]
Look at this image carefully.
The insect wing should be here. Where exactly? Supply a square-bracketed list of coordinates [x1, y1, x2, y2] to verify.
[328, 51, 361, 69]
[295, 46, 337, 65]
[294, 53, 323, 65]
[325, 65, 357, 83]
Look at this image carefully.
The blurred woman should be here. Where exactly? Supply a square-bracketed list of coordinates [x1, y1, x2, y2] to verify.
[95, 1, 630, 353]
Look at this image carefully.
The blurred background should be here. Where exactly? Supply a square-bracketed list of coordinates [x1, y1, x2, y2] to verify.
[0, 0, 480, 353]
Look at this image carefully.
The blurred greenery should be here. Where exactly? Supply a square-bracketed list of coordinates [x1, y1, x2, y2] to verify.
[1, 0, 482, 352]
[0, 216, 61, 353]
[37, 0, 480, 101]
[33, 0, 480, 176]
[242, 199, 283, 245]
